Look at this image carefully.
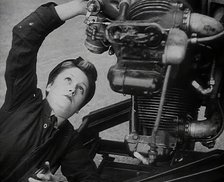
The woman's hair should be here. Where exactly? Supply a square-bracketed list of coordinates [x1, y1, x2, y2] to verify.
[46, 57, 97, 108]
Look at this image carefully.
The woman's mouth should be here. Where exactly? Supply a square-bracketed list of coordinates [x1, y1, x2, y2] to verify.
[64, 95, 72, 102]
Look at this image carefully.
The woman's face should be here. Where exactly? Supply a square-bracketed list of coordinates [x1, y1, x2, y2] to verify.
[46, 67, 89, 119]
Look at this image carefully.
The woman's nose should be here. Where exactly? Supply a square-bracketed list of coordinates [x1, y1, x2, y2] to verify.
[68, 86, 76, 95]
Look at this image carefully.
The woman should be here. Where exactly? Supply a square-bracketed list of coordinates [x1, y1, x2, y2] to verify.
[0, 0, 100, 181]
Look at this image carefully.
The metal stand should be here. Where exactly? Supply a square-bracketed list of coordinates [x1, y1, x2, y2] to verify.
[78, 99, 224, 182]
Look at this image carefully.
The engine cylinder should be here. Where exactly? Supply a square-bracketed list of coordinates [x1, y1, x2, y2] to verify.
[127, 0, 184, 29]
[135, 87, 200, 134]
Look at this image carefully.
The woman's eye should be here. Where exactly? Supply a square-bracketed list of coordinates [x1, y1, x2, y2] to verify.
[76, 85, 84, 95]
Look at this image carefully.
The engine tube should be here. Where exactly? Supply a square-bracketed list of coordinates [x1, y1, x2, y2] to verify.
[189, 13, 223, 36]
[186, 117, 220, 139]
[184, 102, 223, 142]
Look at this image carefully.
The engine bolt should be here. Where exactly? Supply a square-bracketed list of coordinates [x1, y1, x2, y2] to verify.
[132, 134, 138, 140]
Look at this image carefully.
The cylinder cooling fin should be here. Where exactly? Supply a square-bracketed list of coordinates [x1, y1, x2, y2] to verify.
[128, 0, 175, 20]
[135, 87, 201, 133]
[127, 0, 193, 30]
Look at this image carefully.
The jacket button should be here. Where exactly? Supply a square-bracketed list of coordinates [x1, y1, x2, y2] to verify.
[43, 123, 48, 128]
[29, 22, 34, 26]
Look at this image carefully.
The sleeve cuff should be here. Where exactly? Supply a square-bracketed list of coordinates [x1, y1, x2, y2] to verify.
[35, 2, 65, 34]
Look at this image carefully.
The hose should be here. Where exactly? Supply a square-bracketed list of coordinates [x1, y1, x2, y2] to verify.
[189, 29, 224, 44]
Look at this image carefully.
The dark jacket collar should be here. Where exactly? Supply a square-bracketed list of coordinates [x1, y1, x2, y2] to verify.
[42, 99, 73, 130]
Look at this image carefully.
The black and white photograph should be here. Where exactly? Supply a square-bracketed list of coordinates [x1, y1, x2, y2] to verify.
[0, 0, 224, 181]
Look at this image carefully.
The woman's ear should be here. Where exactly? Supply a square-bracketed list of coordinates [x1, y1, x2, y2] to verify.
[46, 82, 53, 92]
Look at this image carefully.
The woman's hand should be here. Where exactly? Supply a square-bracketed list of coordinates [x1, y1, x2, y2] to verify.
[28, 161, 59, 182]
[55, 0, 88, 21]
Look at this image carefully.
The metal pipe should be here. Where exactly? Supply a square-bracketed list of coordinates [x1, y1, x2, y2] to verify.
[185, 101, 224, 141]
[186, 117, 220, 138]
[189, 13, 223, 36]
[148, 66, 172, 164]
[192, 81, 213, 95]
[188, 12, 224, 44]
[192, 58, 216, 95]
[151, 65, 172, 140]
[190, 30, 224, 44]
[130, 95, 137, 133]
[117, 0, 131, 21]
